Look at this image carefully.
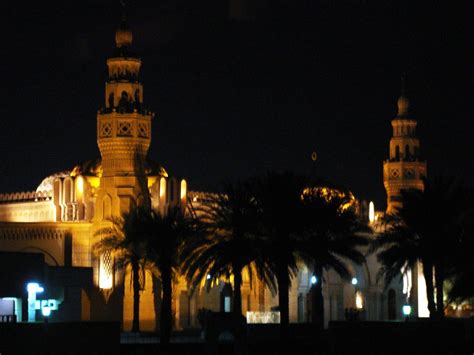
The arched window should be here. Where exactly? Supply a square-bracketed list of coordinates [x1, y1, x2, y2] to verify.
[160, 177, 167, 201]
[395, 146, 400, 160]
[405, 145, 410, 159]
[180, 179, 187, 202]
[102, 195, 112, 220]
[388, 289, 396, 320]
[63, 179, 72, 204]
[108, 93, 114, 108]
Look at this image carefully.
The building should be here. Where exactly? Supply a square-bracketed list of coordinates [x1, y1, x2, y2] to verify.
[383, 78, 427, 215]
[382, 81, 430, 318]
[0, 16, 407, 330]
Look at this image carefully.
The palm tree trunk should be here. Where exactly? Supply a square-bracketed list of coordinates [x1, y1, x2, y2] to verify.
[311, 265, 324, 330]
[277, 265, 289, 339]
[422, 261, 436, 318]
[233, 268, 243, 316]
[434, 263, 445, 318]
[160, 266, 172, 346]
[131, 258, 140, 333]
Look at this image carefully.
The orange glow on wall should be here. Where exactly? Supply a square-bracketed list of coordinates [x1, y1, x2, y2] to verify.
[180, 179, 187, 201]
[75, 176, 84, 201]
[160, 177, 166, 199]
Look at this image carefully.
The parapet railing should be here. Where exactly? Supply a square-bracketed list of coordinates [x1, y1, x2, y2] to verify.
[0, 191, 53, 204]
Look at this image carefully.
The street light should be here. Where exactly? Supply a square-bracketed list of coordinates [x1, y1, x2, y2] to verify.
[402, 304, 412, 321]
[311, 275, 317, 285]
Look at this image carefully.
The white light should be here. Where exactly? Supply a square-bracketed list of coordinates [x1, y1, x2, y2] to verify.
[417, 261, 429, 318]
[27, 283, 44, 293]
[246, 311, 280, 324]
[206, 274, 211, 280]
[369, 201, 375, 223]
[27, 282, 44, 322]
[311, 276, 317, 285]
[351, 277, 358, 285]
[42, 307, 51, 317]
[403, 304, 412, 316]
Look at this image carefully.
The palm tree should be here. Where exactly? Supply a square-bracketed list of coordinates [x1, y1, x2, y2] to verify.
[250, 172, 305, 335]
[145, 206, 199, 346]
[181, 182, 276, 317]
[299, 185, 369, 329]
[94, 207, 150, 332]
[373, 177, 472, 318]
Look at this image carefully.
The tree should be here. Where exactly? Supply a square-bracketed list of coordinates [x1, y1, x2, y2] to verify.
[145, 206, 199, 346]
[299, 185, 369, 329]
[373, 177, 473, 318]
[181, 182, 276, 317]
[445, 190, 474, 304]
[250, 172, 305, 336]
[94, 207, 150, 333]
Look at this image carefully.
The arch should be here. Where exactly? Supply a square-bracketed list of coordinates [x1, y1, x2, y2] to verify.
[395, 146, 400, 160]
[405, 145, 410, 159]
[159, 177, 167, 200]
[355, 291, 364, 310]
[180, 179, 187, 202]
[63, 178, 73, 204]
[75, 176, 84, 202]
[388, 289, 396, 320]
[102, 194, 112, 220]
[53, 179, 62, 204]
[108, 92, 114, 108]
[19, 247, 60, 266]
[134, 89, 140, 104]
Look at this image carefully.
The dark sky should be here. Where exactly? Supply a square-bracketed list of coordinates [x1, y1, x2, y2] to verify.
[0, 1, 471, 210]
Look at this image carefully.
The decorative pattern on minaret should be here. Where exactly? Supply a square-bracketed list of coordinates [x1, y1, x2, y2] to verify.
[383, 78, 427, 214]
[95, 13, 154, 219]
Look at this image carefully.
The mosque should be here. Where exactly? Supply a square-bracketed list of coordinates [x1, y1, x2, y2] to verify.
[0, 15, 428, 330]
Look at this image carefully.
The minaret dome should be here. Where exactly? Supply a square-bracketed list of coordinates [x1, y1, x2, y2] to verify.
[115, 22, 133, 48]
[397, 95, 410, 117]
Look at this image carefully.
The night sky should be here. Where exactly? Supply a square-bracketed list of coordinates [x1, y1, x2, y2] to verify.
[0, 1, 471, 210]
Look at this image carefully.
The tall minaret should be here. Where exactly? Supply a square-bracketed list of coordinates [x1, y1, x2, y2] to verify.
[383, 78, 427, 214]
[95, 8, 153, 220]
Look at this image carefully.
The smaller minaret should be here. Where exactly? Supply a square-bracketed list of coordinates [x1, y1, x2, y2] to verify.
[383, 77, 427, 214]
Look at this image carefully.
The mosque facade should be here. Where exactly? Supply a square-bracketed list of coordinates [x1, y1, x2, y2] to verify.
[0, 18, 422, 330]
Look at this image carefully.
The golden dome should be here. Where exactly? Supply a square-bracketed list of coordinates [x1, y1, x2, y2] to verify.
[115, 23, 133, 48]
[397, 95, 410, 116]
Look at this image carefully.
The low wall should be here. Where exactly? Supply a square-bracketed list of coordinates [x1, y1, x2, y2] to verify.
[0, 321, 120, 354]
[328, 319, 473, 354]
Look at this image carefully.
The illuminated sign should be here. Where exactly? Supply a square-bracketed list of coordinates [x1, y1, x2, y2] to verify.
[246, 311, 280, 324]
[27, 282, 44, 322]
